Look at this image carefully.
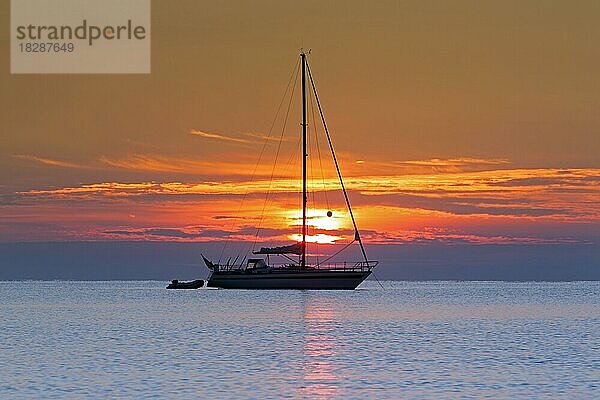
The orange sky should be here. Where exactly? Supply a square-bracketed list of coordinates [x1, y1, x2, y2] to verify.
[1, 1, 599, 251]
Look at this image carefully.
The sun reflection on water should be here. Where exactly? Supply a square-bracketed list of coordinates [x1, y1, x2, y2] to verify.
[297, 296, 343, 399]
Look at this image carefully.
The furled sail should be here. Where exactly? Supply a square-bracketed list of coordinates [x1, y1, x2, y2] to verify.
[201, 254, 215, 270]
[253, 242, 304, 255]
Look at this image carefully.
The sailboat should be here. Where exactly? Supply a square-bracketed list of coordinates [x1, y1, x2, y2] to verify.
[203, 51, 378, 289]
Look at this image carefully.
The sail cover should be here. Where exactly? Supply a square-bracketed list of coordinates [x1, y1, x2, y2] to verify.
[201, 254, 215, 270]
[253, 242, 303, 255]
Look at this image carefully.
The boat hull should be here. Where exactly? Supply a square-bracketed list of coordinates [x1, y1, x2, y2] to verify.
[166, 279, 204, 289]
[207, 269, 371, 290]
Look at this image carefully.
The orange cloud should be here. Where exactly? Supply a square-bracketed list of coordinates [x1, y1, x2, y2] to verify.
[5, 165, 599, 244]
[190, 129, 249, 143]
[17, 168, 600, 217]
[11, 151, 519, 181]
[13, 154, 89, 169]
[400, 157, 510, 167]
[99, 154, 280, 177]
[346, 157, 511, 176]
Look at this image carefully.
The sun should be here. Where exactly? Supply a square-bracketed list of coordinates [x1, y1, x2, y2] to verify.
[289, 233, 343, 244]
[286, 209, 346, 244]
[287, 209, 344, 231]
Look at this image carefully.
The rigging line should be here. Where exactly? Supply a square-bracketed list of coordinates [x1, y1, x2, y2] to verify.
[281, 135, 303, 219]
[253, 64, 299, 240]
[248, 60, 300, 257]
[254, 124, 301, 237]
[252, 133, 302, 262]
[307, 81, 319, 213]
[242, 136, 301, 269]
[307, 93, 319, 265]
[280, 254, 296, 263]
[292, 133, 302, 248]
[247, 60, 300, 261]
[306, 59, 369, 264]
[309, 75, 330, 210]
[371, 271, 385, 289]
[307, 63, 349, 265]
[266, 133, 302, 251]
[219, 58, 300, 264]
[316, 240, 355, 267]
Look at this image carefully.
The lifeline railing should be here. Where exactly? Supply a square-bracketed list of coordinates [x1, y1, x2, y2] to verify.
[216, 260, 378, 272]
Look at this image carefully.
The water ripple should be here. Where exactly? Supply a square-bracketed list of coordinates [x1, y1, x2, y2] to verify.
[0, 281, 598, 399]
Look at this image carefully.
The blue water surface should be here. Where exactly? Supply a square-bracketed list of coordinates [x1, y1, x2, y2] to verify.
[0, 281, 598, 399]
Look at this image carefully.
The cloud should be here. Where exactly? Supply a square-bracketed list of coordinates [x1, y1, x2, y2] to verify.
[400, 157, 510, 167]
[10, 152, 517, 181]
[360, 228, 585, 245]
[101, 225, 293, 242]
[14, 168, 600, 219]
[143, 228, 205, 239]
[190, 129, 249, 143]
[345, 157, 511, 176]
[98, 224, 586, 245]
[13, 154, 89, 169]
[492, 175, 600, 187]
[243, 132, 294, 143]
[100, 155, 200, 173]
[104, 228, 200, 239]
[5, 166, 599, 244]
[98, 154, 284, 177]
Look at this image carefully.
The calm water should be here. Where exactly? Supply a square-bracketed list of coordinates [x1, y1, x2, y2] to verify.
[0, 281, 598, 399]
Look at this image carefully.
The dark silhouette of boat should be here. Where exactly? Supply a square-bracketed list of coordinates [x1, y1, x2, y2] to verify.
[203, 51, 378, 290]
[205, 258, 374, 290]
[166, 279, 204, 289]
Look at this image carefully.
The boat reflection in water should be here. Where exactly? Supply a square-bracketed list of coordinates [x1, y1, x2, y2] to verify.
[297, 295, 343, 399]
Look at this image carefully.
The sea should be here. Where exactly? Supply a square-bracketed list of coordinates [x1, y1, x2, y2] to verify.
[0, 281, 598, 399]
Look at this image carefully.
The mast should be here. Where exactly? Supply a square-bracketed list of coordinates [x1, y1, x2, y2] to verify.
[301, 51, 307, 268]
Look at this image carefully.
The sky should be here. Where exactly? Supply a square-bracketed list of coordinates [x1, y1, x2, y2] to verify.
[1, 1, 599, 274]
